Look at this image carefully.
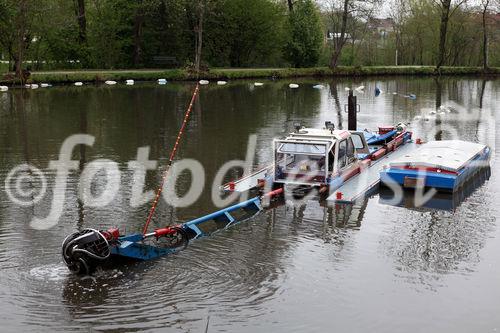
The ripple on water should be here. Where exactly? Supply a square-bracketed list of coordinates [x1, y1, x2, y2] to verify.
[29, 264, 70, 282]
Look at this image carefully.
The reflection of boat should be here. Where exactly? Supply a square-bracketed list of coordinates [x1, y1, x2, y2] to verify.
[224, 122, 413, 201]
[379, 166, 491, 211]
[380, 140, 491, 192]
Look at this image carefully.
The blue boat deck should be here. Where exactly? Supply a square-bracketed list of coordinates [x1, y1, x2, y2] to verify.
[327, 143, 418, 204]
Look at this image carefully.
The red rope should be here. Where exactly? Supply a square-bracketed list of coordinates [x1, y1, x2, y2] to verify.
[143, 84, 200, 235]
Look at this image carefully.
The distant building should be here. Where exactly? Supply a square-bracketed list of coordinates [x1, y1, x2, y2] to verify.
[367, 18, 395, 38]
[326, 31, 353, 42]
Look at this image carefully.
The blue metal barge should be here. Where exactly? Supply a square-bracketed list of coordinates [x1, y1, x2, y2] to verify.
[380, 140, 491, 192]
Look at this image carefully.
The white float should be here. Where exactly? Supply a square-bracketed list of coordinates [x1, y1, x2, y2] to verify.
[105, 80, 117, 85]
[0, 86, 8, 92]
[312, 84, 324, 89]
[289, 83, 299, 89]
[199, 80, 209, 85]
[74, 82, 83, 86]
[40, 83, 51, 88]
[126, 79, 134, 85]
[30, 84, 39, 89]
[217, 80, 227, 85]
[355, 85, 365, 92]
[344, 87, 351, 91]
[254, 82, 264, 87]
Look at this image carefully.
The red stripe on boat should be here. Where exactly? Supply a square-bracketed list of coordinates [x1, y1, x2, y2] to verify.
[341, 163, 361, 181]
[371, 148, 387, 160]
[391, 165, 458, 175]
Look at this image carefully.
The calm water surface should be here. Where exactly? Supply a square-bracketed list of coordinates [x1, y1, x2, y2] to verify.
[0, 77, 498, 332]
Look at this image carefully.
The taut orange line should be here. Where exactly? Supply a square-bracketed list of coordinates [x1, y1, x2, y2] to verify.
[143, 84, 200, 235]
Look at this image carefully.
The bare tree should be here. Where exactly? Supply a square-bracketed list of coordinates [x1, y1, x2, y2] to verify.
[480, 0, 490, 69]
[434, 0, 467, 70]
[327, 0, 378, 68]
[389, 0, 408, 65]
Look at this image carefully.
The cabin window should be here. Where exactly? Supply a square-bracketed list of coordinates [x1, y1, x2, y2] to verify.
[347, 138, 355, 157]
[346, 138, 356, 162]
[328, 146, 335, 171]
[337, 140, 347, 169]
[351, 133, 365, 149]
[278, 143, 326, 154]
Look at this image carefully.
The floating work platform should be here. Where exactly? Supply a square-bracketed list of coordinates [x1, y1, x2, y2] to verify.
[380, 140, 491, 192]
[327, 142, 417, 204]
[379, 165, 491, 211]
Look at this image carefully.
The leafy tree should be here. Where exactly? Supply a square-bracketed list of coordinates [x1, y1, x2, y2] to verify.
[285, 0, 323, 67]
[0, 0, 39, 78]
[204, 0, 286, 67]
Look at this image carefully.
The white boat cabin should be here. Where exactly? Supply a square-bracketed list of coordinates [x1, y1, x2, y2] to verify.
[273, 124, 370, 186]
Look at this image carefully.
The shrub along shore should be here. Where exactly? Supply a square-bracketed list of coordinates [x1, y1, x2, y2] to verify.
[1, 66, 499, 85]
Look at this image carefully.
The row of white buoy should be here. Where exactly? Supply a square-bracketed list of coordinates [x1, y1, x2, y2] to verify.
[25, 83, 53, 89]
[0, 80, 365, 91]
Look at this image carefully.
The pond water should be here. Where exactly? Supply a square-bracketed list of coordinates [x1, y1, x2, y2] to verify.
[0, 76, 498, 332]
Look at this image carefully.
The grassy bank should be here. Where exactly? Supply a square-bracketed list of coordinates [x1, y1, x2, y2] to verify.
[2, 66, 499, 84]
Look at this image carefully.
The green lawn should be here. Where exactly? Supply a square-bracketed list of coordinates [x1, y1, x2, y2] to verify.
[1, 66, 499, 84]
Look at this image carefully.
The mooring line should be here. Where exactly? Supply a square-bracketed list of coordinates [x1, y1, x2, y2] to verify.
[142, 83, 200, 235]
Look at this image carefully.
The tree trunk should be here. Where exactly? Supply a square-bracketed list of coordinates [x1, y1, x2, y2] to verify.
[436, 0, 451, 70]
[15, 0, 28, 79]
[75, 0, 86, 44]
[195, 2, 204, 74]
[329, 0, 349, 69]
[287, 0, 293, 12]
[482, 1, 489, 70]
[133, 8, 144, 67]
